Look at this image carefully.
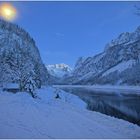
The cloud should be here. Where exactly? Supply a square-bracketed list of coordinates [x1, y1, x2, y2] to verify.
[55, 32, 64, 37]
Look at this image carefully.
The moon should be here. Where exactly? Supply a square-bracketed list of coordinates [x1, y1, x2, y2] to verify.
[0, 3, 17, 21]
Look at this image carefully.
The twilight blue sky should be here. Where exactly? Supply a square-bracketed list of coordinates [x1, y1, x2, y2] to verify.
[4, 1, 140, 67]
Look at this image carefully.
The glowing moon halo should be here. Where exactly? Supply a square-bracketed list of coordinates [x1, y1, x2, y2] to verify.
[0, 3, 17, 21]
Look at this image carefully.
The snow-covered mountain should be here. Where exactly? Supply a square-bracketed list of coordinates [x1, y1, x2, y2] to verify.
[46, 63, 72, 78]
[69, 26, 140, 85]
[46, 63, 72, 85]
[0, 19, 49, 90]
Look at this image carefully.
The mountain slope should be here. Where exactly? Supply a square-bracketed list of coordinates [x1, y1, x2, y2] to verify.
[71, 26, 140, 85]
[0, 19, 49, 89]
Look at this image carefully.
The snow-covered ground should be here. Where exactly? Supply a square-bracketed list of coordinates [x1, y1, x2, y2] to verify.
[0, 86, 140, 139]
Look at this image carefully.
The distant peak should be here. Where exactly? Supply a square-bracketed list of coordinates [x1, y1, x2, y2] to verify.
[46, 63, 72, 78]
[47, 63, 72, 70]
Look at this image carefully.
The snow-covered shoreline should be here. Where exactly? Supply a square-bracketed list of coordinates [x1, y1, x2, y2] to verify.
[0, 86, 140, 139]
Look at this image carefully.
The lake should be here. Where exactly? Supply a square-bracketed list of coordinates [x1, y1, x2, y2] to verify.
[54, 85, 140, 126]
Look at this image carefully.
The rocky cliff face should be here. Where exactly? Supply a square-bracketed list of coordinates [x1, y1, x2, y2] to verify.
[71, 26, 140, 85]
[0, 19, 49, 89]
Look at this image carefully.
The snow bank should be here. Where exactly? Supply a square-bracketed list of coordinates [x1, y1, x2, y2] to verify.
[36, 86, 86, 109]
[0, 87, 140, 138]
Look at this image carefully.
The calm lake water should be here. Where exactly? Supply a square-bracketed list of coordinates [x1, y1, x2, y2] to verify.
[56, 86, 140, 126]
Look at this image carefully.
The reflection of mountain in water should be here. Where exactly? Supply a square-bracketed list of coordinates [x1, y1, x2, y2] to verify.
[83, 93, 140, 126]
[60, 87, 140, 126]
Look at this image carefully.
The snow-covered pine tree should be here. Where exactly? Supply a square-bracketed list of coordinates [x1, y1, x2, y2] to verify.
[0, 19, 49, 97]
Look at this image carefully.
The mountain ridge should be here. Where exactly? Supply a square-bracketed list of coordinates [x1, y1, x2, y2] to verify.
[67, 25, 140, 85]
